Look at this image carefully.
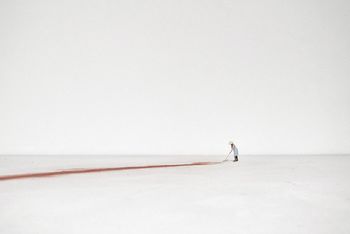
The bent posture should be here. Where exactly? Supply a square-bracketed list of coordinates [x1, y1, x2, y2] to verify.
[226, 141, 239, 162]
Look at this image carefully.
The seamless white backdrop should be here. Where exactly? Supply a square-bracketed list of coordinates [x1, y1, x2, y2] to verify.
[1, 0, 350, 155]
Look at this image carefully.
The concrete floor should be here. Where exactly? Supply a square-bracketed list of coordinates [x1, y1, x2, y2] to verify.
[0, 155, 349, 234]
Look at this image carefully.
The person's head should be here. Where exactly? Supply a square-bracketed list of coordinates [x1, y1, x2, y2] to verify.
[229, 141, 234, 146]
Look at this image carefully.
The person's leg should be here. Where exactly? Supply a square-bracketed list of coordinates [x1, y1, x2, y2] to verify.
[234, 155, 238, 162]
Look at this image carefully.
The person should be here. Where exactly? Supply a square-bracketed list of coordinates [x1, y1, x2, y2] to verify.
[232, 142, 239, 161]
[226, 141, 239, 162]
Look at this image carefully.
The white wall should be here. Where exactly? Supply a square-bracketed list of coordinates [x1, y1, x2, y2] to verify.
[1, 0, 349, 155]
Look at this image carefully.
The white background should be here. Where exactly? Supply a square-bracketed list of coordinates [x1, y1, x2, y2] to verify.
[1, 0, 349, 155]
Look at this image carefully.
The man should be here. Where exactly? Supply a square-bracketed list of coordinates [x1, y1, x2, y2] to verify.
[226, 141, 239, 162]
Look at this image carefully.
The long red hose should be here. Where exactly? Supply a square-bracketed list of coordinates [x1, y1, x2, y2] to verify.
[0, 161, 224, 181]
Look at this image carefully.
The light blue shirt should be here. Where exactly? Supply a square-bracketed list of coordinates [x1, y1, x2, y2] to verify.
[233, 146, 238, 156]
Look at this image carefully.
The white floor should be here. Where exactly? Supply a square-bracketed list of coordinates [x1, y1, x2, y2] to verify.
[0, 155, 350, 234]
